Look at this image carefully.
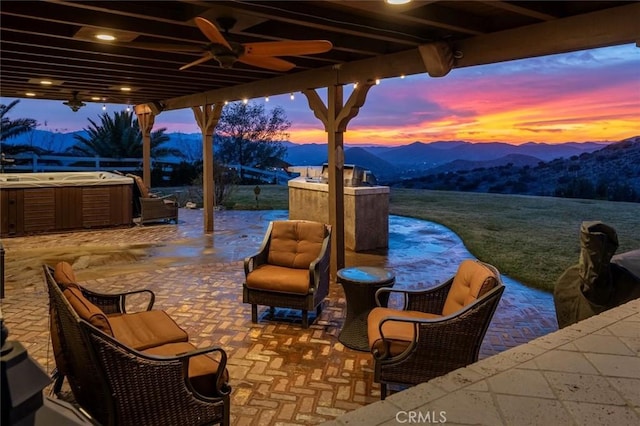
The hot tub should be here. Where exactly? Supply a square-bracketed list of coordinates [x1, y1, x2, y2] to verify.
[1, 172, 134, 237]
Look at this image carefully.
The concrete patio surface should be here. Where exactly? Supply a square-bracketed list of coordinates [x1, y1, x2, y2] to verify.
[326, 298, 640, 426]
[1, 208, 560, 424]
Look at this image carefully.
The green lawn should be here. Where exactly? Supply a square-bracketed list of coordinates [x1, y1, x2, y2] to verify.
[223, 185, 640, 292]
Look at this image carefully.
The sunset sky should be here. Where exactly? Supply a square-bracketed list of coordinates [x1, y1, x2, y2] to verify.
[2, 43, 639, 146]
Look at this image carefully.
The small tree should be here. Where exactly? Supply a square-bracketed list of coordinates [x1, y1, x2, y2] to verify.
[215, 101, 290, 181]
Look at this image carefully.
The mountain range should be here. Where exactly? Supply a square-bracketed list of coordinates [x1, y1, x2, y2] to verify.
[394, 136, 640, 202]
[4, 128, 618, 182]
[285, 139, 608, 181]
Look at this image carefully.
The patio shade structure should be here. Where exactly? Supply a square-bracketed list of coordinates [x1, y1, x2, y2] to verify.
[1, 1, 639, 271]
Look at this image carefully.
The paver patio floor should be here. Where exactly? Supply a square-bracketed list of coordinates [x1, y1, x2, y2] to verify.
[1, 208, 558, 425]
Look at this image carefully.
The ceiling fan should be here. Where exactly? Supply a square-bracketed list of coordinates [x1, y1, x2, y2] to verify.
[128, 17, 332, 72]
[63, 91, 86, 112]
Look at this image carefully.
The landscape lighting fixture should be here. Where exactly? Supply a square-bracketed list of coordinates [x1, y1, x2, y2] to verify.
[102, 104, 107, 111]
[290, 93, 295, 100]
[265, 96, 269, 102]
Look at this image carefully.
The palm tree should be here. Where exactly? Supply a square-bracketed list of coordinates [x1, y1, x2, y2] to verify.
[1, 100, 40, 157]
[0, 100, 37, 142]
[70, 110, 182, 159]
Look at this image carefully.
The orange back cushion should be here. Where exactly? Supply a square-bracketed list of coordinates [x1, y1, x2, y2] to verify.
[54, 261, 77, 284]
[63, 287, 114, 336]
[442, 260, 498, 316]
[268, 221, 326, 269]
[53, 261, 81, 291]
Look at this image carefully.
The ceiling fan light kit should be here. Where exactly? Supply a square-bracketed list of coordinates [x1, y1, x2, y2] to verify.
[63, 91, 86, 112]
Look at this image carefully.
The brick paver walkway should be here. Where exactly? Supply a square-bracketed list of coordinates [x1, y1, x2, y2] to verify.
[1, 209, 558, 425]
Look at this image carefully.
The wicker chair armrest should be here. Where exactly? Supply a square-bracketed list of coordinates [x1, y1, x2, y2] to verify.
[244, 250, 268, 275]
[374, 313, 464, 360]
[309, 231, 331, 290]
[170, 345, 231, 397]
[81, 288, 155, 314]
[374, 279, 452, 313]
[153, 193, 178, 203]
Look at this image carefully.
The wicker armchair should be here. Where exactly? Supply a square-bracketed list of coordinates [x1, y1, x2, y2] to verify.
[367, 260, 504, 399]
[243, 220, 331, 328]
[44, 265, 230, 426]
[127, 173, 178, 224]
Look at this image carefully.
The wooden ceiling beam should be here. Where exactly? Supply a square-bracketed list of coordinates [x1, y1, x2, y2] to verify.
[480, 1, 557, 21]
[163, 3, 640, 111]
[453, 2, 640, 68]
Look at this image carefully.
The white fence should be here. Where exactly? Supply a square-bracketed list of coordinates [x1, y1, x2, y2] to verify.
[1, 154, 294, 184]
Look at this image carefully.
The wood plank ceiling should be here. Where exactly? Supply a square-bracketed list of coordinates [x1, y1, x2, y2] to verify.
[1, 1, 638, 111]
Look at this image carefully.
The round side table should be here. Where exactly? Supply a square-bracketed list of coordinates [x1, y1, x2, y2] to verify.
[337, 266, 395, 351]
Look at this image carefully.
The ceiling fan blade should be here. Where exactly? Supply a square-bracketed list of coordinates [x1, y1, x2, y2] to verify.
[237, 55, 295, 71]
[179, 53, 214, 71]
[122, 42, 204, 52]
[194, 17, 231, 50]
[243, 40, 332, 57]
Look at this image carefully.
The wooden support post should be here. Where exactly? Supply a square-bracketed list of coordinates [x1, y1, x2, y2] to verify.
[303, 80, 375, 275]
[192, 103, 223, 233]
[134, 105, 156, 187]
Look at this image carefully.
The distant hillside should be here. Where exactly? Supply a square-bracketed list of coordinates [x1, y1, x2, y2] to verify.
[424, 153, 542, 175]
[343, 147, 398, 180]
[394, 136, 640, 202]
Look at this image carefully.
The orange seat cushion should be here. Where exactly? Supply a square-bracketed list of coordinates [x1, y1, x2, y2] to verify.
[143, 342, 229, 397]
[245, 264, 311, 294]
[442, 260, 497, 316]
[267, 221, 326, 269]
[108, 311, 189, 350]
[63, 287, 114, 336]
[367, 307, 441, 356]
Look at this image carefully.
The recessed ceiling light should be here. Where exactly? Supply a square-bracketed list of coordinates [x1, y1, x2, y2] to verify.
[28, 78, 63, 86]
[25, 92, 37, 97]
[95, 34, 116, 41]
